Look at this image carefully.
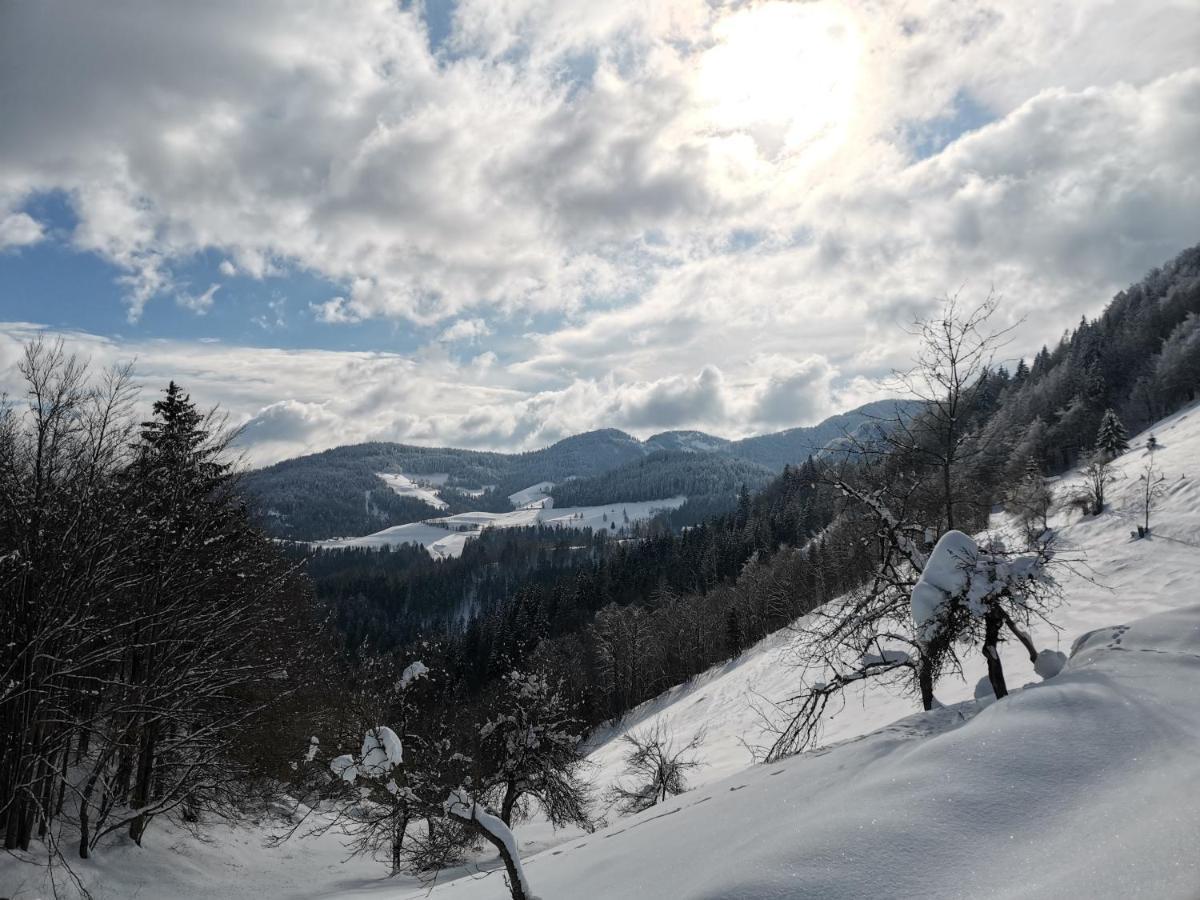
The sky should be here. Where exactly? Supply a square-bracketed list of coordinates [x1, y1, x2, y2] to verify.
[1, 0, 1198, 465]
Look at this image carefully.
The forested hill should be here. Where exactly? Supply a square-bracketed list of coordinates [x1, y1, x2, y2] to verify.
[239, 401, 916, 540]
[548, 450, 773, 507]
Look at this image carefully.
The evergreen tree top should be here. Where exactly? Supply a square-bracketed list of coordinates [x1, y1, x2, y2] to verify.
[1095, 408, 1130, 459]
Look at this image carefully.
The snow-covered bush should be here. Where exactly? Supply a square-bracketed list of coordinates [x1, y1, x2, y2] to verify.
[912, 530, 1057, 699]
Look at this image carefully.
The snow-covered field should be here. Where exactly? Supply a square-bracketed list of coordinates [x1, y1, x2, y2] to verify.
[508, 481, 555, 509]
[5, 405, 1199, 899]
[316, 496, 687, 558]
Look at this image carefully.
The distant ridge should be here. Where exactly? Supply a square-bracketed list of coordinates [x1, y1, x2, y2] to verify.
[238, 399, 919, 540]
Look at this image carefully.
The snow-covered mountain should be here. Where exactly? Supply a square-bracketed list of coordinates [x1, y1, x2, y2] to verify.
[240, 401, 917, 541]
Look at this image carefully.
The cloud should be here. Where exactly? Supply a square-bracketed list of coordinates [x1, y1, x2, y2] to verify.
[438, 318, 491, 343]
[1, 0, 1197, 460]
[176, 283, 220, 315]
[310, 297, 364, 324]
[5, 0, 1189, 327]
[0, 212, 44, 249]
[750, 355, 836, 427]
[609, 365, 728, 429]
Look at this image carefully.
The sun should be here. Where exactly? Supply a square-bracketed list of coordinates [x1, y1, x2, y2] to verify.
[696, 1, 861, 160]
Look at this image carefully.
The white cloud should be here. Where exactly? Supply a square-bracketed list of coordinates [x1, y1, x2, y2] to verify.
[438, 318, 491, 343]
[1, 0, 1196, 458]
[309, 297, 364, 324]
[176, 283, 220, 315]
[0, 212, 44, 248]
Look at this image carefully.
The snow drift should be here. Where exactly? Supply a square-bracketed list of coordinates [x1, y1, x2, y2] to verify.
[418, 603, 1200, 899]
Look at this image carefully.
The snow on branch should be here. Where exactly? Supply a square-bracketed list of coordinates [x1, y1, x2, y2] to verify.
[444, 788, 536, 900]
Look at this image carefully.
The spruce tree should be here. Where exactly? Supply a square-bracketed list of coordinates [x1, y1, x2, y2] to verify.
[1095, 408, 1129, 460]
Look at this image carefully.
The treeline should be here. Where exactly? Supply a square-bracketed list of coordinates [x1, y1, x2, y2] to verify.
[947, 244, 1200, 504]
[547, 450, 773, 507]
[0, 345, 323, 858]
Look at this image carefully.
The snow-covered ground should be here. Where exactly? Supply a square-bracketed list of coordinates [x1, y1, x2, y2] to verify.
[422, 602, 1200, 900]
[582, 403, 1200, 790]
[316, 497, 687, 558]
[508, 481, 555, 509]
[407, 402, 1200, 898]
[5, 406, 1199, 899]
[375, 473, 449, 511]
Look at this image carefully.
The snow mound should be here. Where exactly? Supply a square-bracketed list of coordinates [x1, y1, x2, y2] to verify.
[1034, 648, 1067, 679]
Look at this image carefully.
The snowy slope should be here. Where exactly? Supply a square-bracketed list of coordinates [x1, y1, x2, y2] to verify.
[582, 402, 1200, 790]
[416, 603, 1200, 900]
[404, 403, 1200, 900]
[376, 472, 449, 511]
[317, 498, 687, 558]
[508, 481, 555, 509]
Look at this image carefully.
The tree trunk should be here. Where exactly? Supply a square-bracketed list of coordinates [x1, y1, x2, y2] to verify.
[918, 658, 935, 711]
[500, 781, 520, 827]
[128, 721, 159, 844]
[470, 822, 528, 900]
[983, 608, 1008, 699]
[391, 809, 410, 874]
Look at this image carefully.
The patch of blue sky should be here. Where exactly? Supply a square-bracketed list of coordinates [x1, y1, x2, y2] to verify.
[903, 89, 995, 160]
[726, 229, 765, 252]
[1, 192, 430, 353]
[413, 0, 457, 56]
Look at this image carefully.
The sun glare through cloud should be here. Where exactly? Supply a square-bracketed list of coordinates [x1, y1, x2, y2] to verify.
[696, 1, 861, 162]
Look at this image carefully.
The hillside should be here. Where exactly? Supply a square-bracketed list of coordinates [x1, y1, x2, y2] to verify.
[412, 399, 1200, 898]
[547, 449, 773, 508]
[643, 430, 733, 453]
[241, 401, 914, 541]
[240, 429, 649, 540]
[427, 607, 1200, 900]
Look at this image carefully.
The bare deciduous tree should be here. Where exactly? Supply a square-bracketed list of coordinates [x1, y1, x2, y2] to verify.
[605, 721, 704, 815]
